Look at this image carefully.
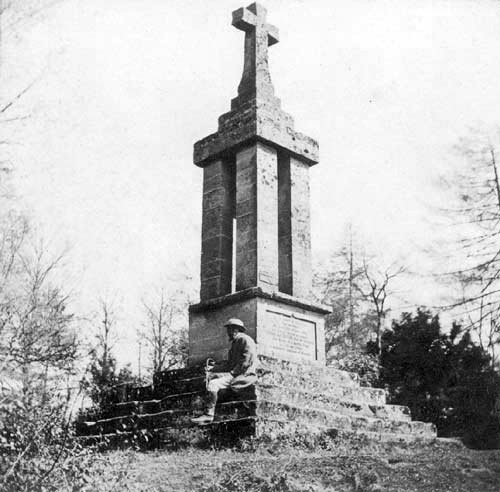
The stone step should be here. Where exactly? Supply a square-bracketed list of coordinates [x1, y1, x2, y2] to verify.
[86, 400, 246, 435]
[258, 356, 360, 387]
[79, 412, 436, 449]
[232, 416, 436, 444]
[153, 370, 368, 404]
[79, 408, 192, 435]
[87, 378, 395, 429]
[78, 376, 399, 438]
[149, 358, 361, 400]
[258, 370, 386, 405]
[112, 390, 208, 417]
[120, 359, 364, 405]
[78, 417, 255, 447]
[82, 397, 434, 439]
[219, 400, 435, 435]
[154, 375, 206, 397]
[213, 400, 435, 438]
[255, 384, 411, 422]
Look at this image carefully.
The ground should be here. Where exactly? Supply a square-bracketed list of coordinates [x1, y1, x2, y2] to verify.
[88, 438, 500, 492]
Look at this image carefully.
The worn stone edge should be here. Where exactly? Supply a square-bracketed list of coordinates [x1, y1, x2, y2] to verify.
[189, 287, 331, 315]
[193, 134, 319, 168]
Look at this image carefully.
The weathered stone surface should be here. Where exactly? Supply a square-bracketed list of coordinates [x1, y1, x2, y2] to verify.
[254, 384, 410, 421]
[193, 99, 318, 167]
[76, 353, 436, 447]
[232, 3, 278, 103]
[190, 4, 325, 367]
[258, 370, 386, 406]
[235, 142, 279, 291]
[193, 3, 318, 167]
[200, 160, 235, 300]
[190, 287, 330, 315]
[256, 298, 326, 364]
[188, 296, 258, 365]
[188, 290, 327, 366]
[278, 154, 312, 298]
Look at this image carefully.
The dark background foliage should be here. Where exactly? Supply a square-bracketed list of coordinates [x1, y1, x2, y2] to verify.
[375, 309, 500, 449]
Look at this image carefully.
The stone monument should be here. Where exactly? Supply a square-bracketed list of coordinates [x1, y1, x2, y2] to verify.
[188, 2, 330, 367]
[77, 4, 437, 446]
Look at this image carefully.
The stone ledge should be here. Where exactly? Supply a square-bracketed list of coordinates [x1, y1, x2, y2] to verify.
[77, 417, 437, 448]
[189, 286, 331, 315]
[255, 384, 410, 422]
[258, 355, 360, 386]
[193, 98, 319, 167]
[258, 371, 387, 406]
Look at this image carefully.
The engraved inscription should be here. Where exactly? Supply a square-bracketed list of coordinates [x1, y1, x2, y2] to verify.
[260, 309, 317, 361]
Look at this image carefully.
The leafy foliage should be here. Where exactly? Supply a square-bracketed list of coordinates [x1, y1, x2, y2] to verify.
[379, 309, 500, 448]
[333, 351, 380, 387]
[0, 386, 134, 491]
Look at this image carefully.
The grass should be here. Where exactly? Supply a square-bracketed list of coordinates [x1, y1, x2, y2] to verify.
[83, 437, 500, 492]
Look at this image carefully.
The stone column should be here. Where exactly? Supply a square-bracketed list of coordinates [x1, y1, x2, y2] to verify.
[278, 154, 312, 299]
[200, 159, 235, 300]
[289, 156, 312, 298]
[235, 142, 279, 291]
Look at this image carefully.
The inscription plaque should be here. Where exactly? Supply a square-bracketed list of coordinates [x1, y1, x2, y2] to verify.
[260, 309, 317, 361]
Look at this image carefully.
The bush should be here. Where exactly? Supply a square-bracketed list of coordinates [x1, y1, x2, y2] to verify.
[379, 309, 500, 449]
[332, 351, 380, 387]
[0, 392, 131, 491]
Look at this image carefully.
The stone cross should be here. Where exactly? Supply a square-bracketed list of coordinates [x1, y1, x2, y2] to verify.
[232, 3, 279, 102]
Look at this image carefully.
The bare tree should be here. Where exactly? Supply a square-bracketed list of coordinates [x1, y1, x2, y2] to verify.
[1, 0, 63, 116]
[355, 259, 405, 355]
[139, 288, 188, 375]
[0, 239, 78, 407]
[83, 298, 123, 407]
[315, 224, 406, 360]
[437, 128, 500, 367]
[94, 299, 117, 374]
[314, 226, 372, 359]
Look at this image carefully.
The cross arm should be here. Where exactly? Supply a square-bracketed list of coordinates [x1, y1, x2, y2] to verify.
[232, 7, 256, 31]
[266, 23, 279, 46]
[232, 7, 279, 46]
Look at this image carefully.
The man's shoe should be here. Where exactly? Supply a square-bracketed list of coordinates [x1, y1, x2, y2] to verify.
[190, 414, 214, 425]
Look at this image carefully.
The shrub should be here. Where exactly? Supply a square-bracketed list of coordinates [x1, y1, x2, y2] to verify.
[379, 309, 500, 449]
[0, 391, 131, 491]
[332, 351, 380, 387]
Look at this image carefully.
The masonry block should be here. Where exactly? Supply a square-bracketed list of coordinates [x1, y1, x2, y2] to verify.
[188, 288, 328, 367]
[200, 159, 235, 300]
[235, 143, 279, 291]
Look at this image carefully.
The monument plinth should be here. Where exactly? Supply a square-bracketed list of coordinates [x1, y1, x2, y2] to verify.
[188, 2, 329, 367]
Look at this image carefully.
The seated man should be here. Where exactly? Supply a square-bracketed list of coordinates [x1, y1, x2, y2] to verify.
[191, 318, 257, 424]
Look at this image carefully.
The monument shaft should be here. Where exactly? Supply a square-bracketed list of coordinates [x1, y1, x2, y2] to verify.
[189, 2, 329, 366]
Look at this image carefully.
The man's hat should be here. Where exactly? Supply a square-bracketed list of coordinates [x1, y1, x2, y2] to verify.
[224, 318, 246, 331]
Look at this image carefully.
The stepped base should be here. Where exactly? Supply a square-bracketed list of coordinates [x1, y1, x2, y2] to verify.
[75, 356, 437, 447]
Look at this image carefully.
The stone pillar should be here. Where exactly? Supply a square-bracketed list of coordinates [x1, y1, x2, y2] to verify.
[289, 156, 312, 298]
[235, 142, 279, 291]
[278, 154, 312, 299]
[200, 159, 235, 300]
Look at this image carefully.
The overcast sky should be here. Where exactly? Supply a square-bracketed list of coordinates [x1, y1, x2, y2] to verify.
[3, 0, 500, 366]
